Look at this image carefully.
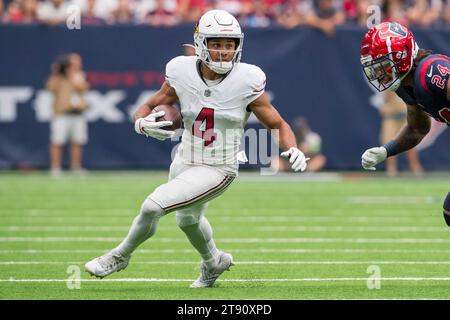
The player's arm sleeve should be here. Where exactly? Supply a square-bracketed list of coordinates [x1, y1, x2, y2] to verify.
[244, 67, 266, 106]
[395, 87, 417, 106]
[389, 104, 431, 154]
[423, 59, 450, 101]
[164, 56, 182, 93]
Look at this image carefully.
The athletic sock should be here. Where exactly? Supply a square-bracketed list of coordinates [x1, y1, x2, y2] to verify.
[114, 199, 164, 257]
[179, 216, 220, 269]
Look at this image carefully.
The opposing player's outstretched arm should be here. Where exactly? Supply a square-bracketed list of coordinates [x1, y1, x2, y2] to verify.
[390, 104, 431, 154]
[361, 104, 430, 171]
[133, 81, 178, 121]
[248, 92, 308, 172]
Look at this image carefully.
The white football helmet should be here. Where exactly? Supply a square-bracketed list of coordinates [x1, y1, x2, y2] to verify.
[194, 9, 244, 74]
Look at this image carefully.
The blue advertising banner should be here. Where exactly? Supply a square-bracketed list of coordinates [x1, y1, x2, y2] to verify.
[0, 25, 448, 170]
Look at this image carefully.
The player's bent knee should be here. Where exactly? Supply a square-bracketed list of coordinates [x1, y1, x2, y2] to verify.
[443, 192, 450, 226]
[140, 198, 165, 220]
[176, 212, 201, 228]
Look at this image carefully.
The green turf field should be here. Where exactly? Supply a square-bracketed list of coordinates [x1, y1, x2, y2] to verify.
[0, 171, 449, 300]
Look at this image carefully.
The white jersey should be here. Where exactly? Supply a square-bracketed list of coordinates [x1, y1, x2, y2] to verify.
[165, 56, 266, 175]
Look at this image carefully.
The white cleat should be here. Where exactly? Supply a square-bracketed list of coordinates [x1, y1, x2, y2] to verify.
[84, 251, 131, 278]
[190, 252, 234, 288]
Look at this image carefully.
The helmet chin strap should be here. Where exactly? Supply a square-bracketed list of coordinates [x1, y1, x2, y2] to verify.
[387, 71, 408, 92]
[206, 60, 233, 74]
[203, 47, 239, 75]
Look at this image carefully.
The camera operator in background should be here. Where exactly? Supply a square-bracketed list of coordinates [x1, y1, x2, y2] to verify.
[47, 53, 89, 176]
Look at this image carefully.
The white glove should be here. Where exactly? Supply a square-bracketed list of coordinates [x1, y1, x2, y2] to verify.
[134, 111, 175, 141]
[361, 146, 387, 171]
[280, 147, 310, 172]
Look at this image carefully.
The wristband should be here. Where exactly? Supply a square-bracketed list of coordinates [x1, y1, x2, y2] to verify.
[134, 118, 145, 135]
[382, 140, 399, 157]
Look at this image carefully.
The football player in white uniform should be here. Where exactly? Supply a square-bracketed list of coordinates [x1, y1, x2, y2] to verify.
[85, 9, 308, 288]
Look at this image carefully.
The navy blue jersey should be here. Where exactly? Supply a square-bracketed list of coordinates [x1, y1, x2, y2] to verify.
[396, 54, 450, 125]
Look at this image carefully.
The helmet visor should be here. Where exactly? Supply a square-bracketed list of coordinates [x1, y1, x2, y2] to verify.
[204, 39, 242, 74]
[362, 55, 400, 92]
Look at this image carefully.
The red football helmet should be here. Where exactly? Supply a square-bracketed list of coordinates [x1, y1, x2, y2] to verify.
[360, 22, 418, 92]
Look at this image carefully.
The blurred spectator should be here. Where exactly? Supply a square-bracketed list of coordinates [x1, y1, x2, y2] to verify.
[37, 0, 70, 25]
[293, 117, 326, 172]
[406, 0, 443, 26]
[304, 0, 346, 36]
[274, 0, 308, 29]
[6, 0, 24, 23]
[73, 0, 117, 21]
[143, 0, 179, 26]
[444, 0, 450, 23]
[4, 0, 38, 23]
[134, 0, 175, 23]
[344, 0, 373, 26]
[21, 0, 38, 23]
[81, 0, 107, 25]
[242, 0, 273, 28]
[109, 0, 134, 24]
[2, 0, 450, 26]
[382, 0, 408, 26]
[344, 0, 408, 26]
[342, 0, 357, 22]
[379, 91, 424, 177]
[47, 53, 90, 176]
[177, 0, 208, 22]
[271, 117, 326, 172]
[213, 0, 246, 17]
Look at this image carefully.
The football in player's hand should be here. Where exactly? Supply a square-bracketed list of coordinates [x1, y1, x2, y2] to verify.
[152, 105, 182, 131]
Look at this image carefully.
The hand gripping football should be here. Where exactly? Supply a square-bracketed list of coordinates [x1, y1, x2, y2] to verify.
[152, 105, 182, 131]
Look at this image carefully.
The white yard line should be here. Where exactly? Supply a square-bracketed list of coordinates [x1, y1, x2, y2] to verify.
[4, 248, 450, 254]
[0, 225, 446, 232]
[2, 261, 450, 265]
[255, 226, 445, 232]
[2, 277, 450, 283]
[346, 196, 434, 204]
[236, 172, 342, 182]
[5, 208, 437, 217]
[2, 237, 450, 243]
[0, 226, 130, 231]
[0, 216, 435, 223]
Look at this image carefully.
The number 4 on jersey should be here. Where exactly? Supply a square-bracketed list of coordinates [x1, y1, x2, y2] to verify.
[192, 107, 216, 146]
[432, 64, 450, 90]
[435, 64, 450, 124]
[437, 64, 450, 76]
